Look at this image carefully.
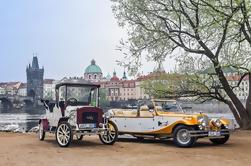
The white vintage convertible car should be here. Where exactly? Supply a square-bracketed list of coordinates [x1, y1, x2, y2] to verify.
[107, 99, 232, 147]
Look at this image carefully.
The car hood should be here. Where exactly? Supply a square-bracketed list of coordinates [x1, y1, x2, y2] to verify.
[157, 111, 206, 118]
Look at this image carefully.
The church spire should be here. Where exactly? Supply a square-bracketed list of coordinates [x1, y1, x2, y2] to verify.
[32, 55, 39, 69]
[91, 59, 96, 65]
[122, 70, 127, 80]
[113, 70, 116, 76]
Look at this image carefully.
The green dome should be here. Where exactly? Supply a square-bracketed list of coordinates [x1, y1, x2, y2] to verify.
[85, 59, 102, 74]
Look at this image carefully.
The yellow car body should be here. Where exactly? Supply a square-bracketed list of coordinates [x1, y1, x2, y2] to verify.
[108, 99, 232, 147]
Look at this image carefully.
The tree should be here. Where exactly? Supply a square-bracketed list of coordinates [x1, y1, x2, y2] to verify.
[99, 88, 110, 108]
[111, 0, 251, 129]
[141, 72, 186, 99]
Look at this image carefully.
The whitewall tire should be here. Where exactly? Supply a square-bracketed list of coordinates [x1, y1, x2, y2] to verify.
[56, 122, 72, 147]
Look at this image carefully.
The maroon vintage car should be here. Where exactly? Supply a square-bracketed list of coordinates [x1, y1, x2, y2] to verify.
[38, 78, 118, 147]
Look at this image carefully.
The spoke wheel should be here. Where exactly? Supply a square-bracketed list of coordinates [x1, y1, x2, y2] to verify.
[38, 122, 45, 141]
[173, 125, 196, 148]
[56, 122, 72, 147]
[99, 121, 118, 145]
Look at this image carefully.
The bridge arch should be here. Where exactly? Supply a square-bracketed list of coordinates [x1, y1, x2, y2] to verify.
[0, 97, 13, 112]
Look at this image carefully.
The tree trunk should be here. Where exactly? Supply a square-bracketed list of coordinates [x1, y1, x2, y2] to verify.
[213, 61, 251, 129]
[245, 73, 251, 116]
[226, 101, 241, 127]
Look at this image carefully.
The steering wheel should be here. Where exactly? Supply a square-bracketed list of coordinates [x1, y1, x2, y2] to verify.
[67, 98, 78, 106]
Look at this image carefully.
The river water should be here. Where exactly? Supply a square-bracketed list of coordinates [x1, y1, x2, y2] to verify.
[0, 113, 43, 132]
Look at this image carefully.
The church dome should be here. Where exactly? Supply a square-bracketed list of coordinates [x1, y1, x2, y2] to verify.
[85, 59, 102, 74]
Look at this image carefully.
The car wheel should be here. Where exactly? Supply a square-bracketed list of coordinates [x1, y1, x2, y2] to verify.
[38, 122, 45, 141]
[136, 137, 144, 141]
[99, 121, 118, 145]
[173, 125, 196, 148]
[76, 135, 83, 141]
[210, 135, 229, 145]
[56, 122, 72, 147]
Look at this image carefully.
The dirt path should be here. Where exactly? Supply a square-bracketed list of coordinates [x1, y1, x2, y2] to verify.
[0, 131, 250, 166]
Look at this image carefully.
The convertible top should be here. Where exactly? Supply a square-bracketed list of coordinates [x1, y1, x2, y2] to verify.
[55, 78, 100, 89]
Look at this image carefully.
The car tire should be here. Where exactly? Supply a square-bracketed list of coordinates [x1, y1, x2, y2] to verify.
[136, 137, 144, 141]
[173, 125, 196, 148]
[99, 121, 118, 145]
[210, 135, 229, 145]
[38, 122, 45, 141]
[76, 135, 83, 141]
[56, 121, 73, 147]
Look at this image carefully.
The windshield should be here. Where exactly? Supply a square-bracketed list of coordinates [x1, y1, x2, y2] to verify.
[67, 86, 92, 103]
[154, 100, 183, 112]
[58, 85, 98, 106]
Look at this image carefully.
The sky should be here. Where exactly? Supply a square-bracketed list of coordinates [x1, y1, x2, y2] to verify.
[0, 0, 175, 82]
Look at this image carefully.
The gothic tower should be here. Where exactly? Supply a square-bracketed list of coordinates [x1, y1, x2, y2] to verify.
[26, 56, 44, 99]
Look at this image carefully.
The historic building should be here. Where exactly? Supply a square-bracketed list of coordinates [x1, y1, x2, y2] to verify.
[26, 56, 44, 99]
[43, 79, 56, 100]
[84, 59, 103, 82]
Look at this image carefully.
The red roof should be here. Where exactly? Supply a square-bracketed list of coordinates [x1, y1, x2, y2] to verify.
[122, 80, 136, 88]
[0, 82, 24, 90]
[136, 71, 167, 81]
[110, 76, 120, 82]
[226, 75, 249, 81]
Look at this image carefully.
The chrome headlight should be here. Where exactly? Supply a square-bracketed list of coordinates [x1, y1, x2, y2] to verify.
[197, 116, 207, 127]
[102, 112, 111, 119]
[211, 118, 222, 128]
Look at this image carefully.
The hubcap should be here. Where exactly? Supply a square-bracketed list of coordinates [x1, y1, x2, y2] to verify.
[57, 124, 70, 146]
[100, 123, 116, 143]
[177, 129, 191, 145]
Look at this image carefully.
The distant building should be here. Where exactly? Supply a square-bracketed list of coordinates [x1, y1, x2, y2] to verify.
[43, 79, 56, 100]
[0, 87, 4, 95]
[0, 82, 26, 96]
[226, 75, 249, 101]
[26, 56, 44, 99]
[120, 80, 136, 101]
[84, 59, 103, 82]
[17, 83, 27, 96]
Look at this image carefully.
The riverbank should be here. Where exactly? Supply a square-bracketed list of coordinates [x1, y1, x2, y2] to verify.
[0, 130, 250, 166]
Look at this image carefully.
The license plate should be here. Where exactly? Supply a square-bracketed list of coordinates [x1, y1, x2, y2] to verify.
[79, 123, 96, 129]
[208, 131, 221, 137]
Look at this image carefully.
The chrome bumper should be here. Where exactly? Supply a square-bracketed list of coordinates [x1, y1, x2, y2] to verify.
[188, 129, 230, 138]
[74, 128, 107, 136]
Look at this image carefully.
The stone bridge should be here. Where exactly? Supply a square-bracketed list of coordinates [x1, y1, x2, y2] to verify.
[0, 94, 35, 111]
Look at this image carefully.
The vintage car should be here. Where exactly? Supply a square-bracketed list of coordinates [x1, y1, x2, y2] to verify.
[38, 78, 118, 147]
[107, 99, 232, 147]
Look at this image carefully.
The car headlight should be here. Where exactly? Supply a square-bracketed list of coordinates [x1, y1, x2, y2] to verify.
[103, 112, 111, 119]
[210, 118, 222, 128]
[198, 116, 207, 127]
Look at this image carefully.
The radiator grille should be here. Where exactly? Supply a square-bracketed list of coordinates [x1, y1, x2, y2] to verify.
[82, 112, 98, 124]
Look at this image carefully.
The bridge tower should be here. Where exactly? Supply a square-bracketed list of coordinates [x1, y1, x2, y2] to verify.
[26, 56, 44, 99]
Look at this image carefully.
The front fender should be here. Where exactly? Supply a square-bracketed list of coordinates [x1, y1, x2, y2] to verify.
[220, 118, 230, 126]
[58, 117, 69, 125]
[39, 119, 49, 131]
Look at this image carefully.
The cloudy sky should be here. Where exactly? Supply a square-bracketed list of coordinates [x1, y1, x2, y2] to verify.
[0, 0, 175, 82]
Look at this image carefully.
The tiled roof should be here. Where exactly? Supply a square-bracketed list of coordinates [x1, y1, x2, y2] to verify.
[226, 75, 249, 81]
[0, 82, 24, 90]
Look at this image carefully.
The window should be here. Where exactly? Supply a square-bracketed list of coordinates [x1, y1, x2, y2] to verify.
[94, 75, 97, 79]
[89, 75, 91, 79]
